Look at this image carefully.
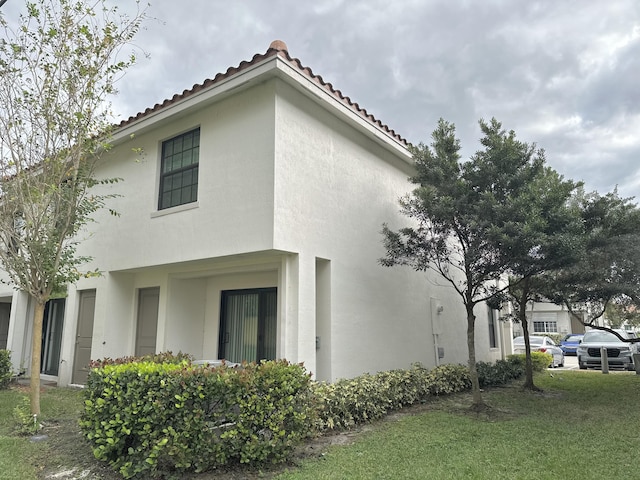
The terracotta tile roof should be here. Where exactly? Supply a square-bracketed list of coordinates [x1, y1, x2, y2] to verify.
[117, 40, 408, 146]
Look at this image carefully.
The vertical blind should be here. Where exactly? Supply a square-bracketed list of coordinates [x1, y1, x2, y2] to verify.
[225, 292, 259, 363]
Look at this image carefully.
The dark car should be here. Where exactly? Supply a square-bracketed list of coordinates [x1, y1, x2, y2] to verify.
[560, 333, 584, 355]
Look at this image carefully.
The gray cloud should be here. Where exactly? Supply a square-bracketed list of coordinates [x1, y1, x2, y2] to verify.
[4, 0, 639, 198]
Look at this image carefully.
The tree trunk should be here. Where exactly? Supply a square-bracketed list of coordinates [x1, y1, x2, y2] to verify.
[520, 307, 538, 391]
[466, 304, 485, 409]
[517, 279, 540, 391]
[29, 299, 46, 416]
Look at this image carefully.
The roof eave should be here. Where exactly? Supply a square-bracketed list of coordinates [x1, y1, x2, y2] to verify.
[111, 51, 412, 165]
[110, 54, 281, 144]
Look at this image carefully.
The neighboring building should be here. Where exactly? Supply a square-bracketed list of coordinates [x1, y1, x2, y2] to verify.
[1, 41, 508, 386]
[512, 301, 586, 338]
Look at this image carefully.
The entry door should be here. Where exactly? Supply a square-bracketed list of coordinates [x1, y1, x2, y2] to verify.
[72, 290, 96, 384]
[0, 303, 10, 350]
[136, 287, 159, 356]
[219, 288, 277, 364]
[41, 299, 65, 375]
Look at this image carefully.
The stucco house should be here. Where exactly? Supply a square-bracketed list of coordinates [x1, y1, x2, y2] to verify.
[0, 40, 511, 386]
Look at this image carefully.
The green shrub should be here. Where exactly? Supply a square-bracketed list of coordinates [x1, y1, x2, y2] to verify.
[0, 349, 13, 389]
[424, 364, 472, 395]
[477, 356, 525, 388]
[508, 352, 552, 372]
[531, 351, 553, 371]
[80, 359, 314, 479]
[313, 363, 472, 431]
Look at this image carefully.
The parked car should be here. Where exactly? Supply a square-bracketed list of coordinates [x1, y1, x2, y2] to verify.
[560, 333, 584, 355]
[576, 329, 638, 371]
[513, 336, 565, 368]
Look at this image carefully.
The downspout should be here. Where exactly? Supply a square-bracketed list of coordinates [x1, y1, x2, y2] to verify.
[431, 297, 443, 367]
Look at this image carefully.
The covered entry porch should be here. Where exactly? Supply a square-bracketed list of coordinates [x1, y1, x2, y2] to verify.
[63, 250, 330, 385]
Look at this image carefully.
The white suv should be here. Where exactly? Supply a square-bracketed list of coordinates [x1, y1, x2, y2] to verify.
[577, 329, 638, 371]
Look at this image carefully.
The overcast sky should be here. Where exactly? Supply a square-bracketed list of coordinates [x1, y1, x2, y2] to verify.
[4, 1, 640, 198]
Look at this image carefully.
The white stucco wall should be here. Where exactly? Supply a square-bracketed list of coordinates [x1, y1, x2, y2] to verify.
[271, 80, 475, 380]
[76, 80, 279, 272]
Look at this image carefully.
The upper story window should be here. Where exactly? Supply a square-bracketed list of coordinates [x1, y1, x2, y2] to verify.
[158, 128, 200, 210]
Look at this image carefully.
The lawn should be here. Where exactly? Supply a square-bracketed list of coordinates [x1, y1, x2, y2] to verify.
[0, 384, 116, 480]
[1, 371, 639, 479]
[277, 372, 640, 479]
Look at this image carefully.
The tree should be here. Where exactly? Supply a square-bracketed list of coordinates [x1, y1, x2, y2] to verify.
[381, 118, 549, 409]
[499, 167, 581, 390]
[543, 190, 640, 339]
[0, 0, 146, 415]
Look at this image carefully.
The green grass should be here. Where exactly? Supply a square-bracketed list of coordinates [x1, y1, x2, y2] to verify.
[1, 372, 640, 479]
[0, 386, 38, 480]
[276, 372, 640, 480]
[0, 384, 96, 480]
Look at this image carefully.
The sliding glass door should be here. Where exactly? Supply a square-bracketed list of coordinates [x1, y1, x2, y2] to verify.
[219, 288, 277, 364]
[41, 298, 65, 375]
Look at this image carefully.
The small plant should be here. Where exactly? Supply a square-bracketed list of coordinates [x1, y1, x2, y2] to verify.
[13, 396, 40, 435]
[0, 349, 13, 389]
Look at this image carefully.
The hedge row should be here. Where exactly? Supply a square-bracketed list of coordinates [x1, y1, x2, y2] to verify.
[81, 354, 528, 478]
[313, 363, 471, 430]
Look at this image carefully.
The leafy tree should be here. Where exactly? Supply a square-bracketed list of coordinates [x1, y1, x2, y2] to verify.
[500, 168, 581, 390]
[543, 190, 640, 340]
[0, 0, 146, 415]
[381, 118, 549, 409]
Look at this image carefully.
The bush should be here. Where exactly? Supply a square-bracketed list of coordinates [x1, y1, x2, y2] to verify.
[530, 351, 553, 371]
[80, 359, 315, 479]
[477, 356, 525, 388]
[0, 349, 13, 389]
[507, 352, 552, 372]
[424, 364, 473, 395]
[313, 363, 472, 431]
